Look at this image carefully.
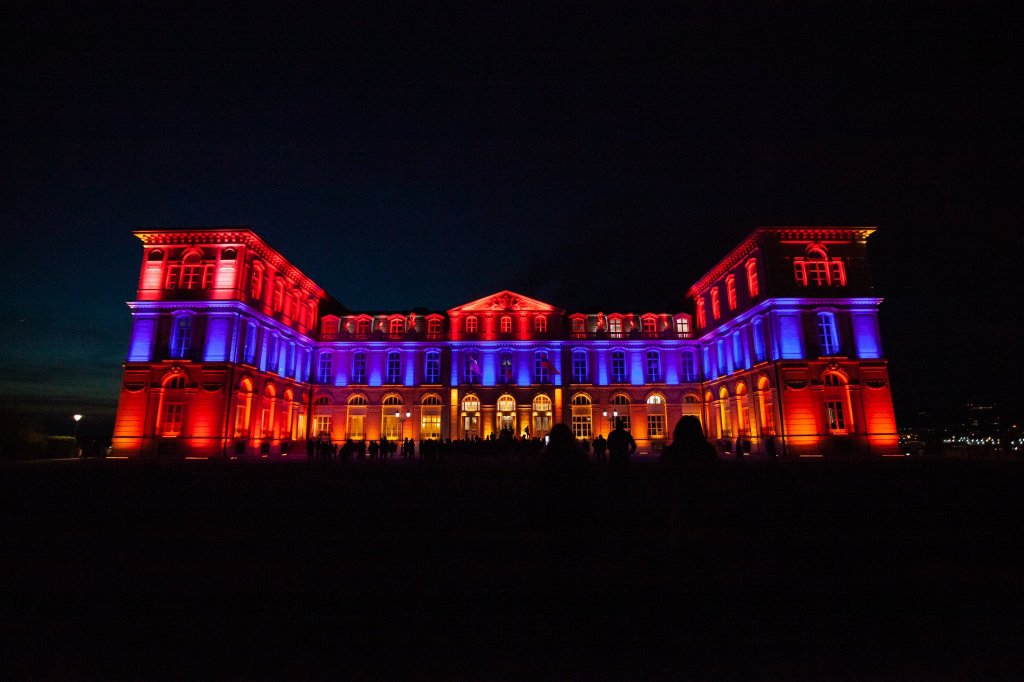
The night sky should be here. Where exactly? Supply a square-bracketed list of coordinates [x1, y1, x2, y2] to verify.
[2, 2, 1019, 435]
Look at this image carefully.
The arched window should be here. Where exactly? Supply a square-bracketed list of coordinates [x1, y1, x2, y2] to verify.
[427, 317, 442, 338]
[645, 350, 661, 383]
[343, 394, 367, 440]
[386, 351, 402, 384]
[424, 350, 441, 384]
[180, 251, 209, 290]
[534, 315, 547, 333]
[234, 378, 254, 438]
[572, 349, 589, 384]
[421, 394, 443, 439]
[571, 393, 593, 439]
[746, 259, 759, 297]
[351, 352, 366, 384]
[532, 394, 552, 439]
[718, 386, 731, 438]
[221, 248, 236, 260]
[500, 315, 512, 333]
[147, 249, 164, 261]
[735, 382, 749, 436]
[314, 396, 331, 405]
[497, 394, 516, 412]
[461, 394, 481, 439]
[795, 245, 846, 287]
[609, 393, 631, 431]
[381, 395, 404, 440]
[611, 350, 626, 383]
[165, 374, 186, 389]
[170, 314, 193, 359]
[646, 393, 667, 439]
[389, 318, 405, 335]
[465, 316, 478, 334]
[608, 316, 623, 338]
[756, 376, 775, 435]
[356, 318, 371, 336]
[817, 312, 840, 355]
[642, 316, 657, 334]
[823, 372, 846, 386]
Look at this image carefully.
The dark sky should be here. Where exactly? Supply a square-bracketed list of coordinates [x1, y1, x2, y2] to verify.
[2, 1, 1020, 434]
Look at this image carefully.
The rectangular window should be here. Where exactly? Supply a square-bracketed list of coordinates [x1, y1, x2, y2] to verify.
[710, 288, 721, 319]
[501, 316, 512, 333]
[696, 299, 706, 329]
[424, 351, 440, 383]
[234, 404, 248, 437]
[386, 352, 402, 384]
[807, 260, 828, 286]
[726, 275, 737, 310]
[163, 403, 183, 437]
[243, 324, 257, 364]
[571, 414, 592, 439]
[181, 265, 203, 289]
[313, 415, 332, 438]
[817, 313, 840, 355]
[746, 259, 759, 297]
[753, 318, 766, 362]
[608, 318, 623, 338]
[420, 415, 441, 440]
[427, 318, 442, 338]
[681, 351, 697, 382]
[646, 351, 661, 383]
[464, 353, 481, 383]
[346, 414, 364, 440]
[170, 316, 193, 359]
[732, 332, 744, 370]
[572, 352, 589, 384]
[611, 351, 626, 383]
[352, 353, 366, 384]
[534, 353, 549, 383]
[500, 352, 514, 383]
[647, 414, 665, 439]
[571, 318, 585, 335]
[642, 317, 657, 334]
[826, 401, 847, 434]
[675, 317, 690, 336]
[829, 260, 847, 286]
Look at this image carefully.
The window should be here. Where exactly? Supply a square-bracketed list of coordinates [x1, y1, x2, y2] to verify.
[356, 318, 371, 336]
[500, 351, 514, 383]
[646, 350, 661, 383]
[647, 414, 665, 439]
[162, 403, 183, 437]
[610, 394, 631, 431]
[681, 350, 697, 382]
[170, 315, 193, 359]
[534, 316, 547, 333]
[642, 317, 657, 334]
[179, 253, 210, 290]
[732, 331, 744, 370]
[351, 352, 366, 384]
[534, 352, 550, 383]
[464, 352, 481, 383]
[746, 259, 759, 297]
[826, 401, 847, 434]
[696, 298, 706, 329]
[608, 317, 623, 338]
[317, 352, 332, 384]
[611, 350, 626, 383]
[148, 249, 163, 261]
[465, 316, 478, 334]
[427, 318, 442, 338]
[165, 375, 186, 389]
[386, 351, 402, 384]
[571, 394, 593, 439]
[710, 288, 721, 320]
[382, 395, 403, 440]
[817, 312, 840, 355]
[250, 265, 264, 299]
[571, 317, 585, 335]
[424, 350, 440, 384]
[675, 317, 690, 336]
[313, 415, 332, 438]
[752, 317, 766, 363]
[500, 316, 512, 333]
[314, 396, 331, 405]
[717, 339, 727, 377]
[795, 247, 846, 287]
[702, 347, 711, 378]
[726, 275, 737, 310]
[243, 323, 257, 364]
[221, 248, 236, 260]
[389, 318, 405, 335]
[572, 350, 589, 384]
[824, 372, 844, 386]
[272, 279, 284, 310]
[265, 334, 278, 374]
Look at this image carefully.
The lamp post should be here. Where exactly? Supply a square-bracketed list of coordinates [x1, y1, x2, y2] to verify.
[73, 414, 83, 458]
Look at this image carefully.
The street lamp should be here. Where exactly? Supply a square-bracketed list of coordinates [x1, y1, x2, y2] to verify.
[73, 414, 83, 458]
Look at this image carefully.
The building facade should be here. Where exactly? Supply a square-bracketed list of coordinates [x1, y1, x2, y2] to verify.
[111, 226, 898, 459]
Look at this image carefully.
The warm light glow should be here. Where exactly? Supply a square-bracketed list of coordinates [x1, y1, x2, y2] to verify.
[74, 414, 83, 422]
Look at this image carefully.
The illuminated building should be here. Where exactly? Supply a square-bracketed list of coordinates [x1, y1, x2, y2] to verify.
[112, 226, 897, 458]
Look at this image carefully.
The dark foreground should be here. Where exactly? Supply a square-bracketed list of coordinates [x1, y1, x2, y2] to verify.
[3, 458, 1023, 680]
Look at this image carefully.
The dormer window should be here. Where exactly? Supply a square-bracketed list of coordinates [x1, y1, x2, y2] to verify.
[534, 315, 547, 333]
[795, 245, 846, 287]
[608, 317, 623, 338]
[389, 318, 405, 335]
[427, 318, 442, 338]
[356, 319, 371, 335]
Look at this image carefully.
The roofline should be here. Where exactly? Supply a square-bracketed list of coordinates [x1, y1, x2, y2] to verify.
[687, 226, 876, 297]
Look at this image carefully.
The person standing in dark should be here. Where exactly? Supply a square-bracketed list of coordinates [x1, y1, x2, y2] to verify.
[765, 434, 777, 460]
[592, 433, 607, 464]
[607, 418, 636, 476]
[661, 416, 718, 476]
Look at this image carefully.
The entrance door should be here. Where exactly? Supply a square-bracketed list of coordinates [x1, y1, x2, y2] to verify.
[463, 414, 479, 439]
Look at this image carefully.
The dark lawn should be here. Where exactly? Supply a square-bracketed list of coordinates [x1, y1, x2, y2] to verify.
[3, 458, 1023, 679]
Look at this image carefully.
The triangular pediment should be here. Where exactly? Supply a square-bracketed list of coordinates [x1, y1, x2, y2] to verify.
[449, 290, 559, 314]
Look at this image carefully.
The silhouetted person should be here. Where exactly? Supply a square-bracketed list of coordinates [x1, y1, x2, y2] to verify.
[537, 423, 589, 480]
[592, 434, 607, 464]
[607, 418, 636, 476]
[661, 415, 718, 477]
